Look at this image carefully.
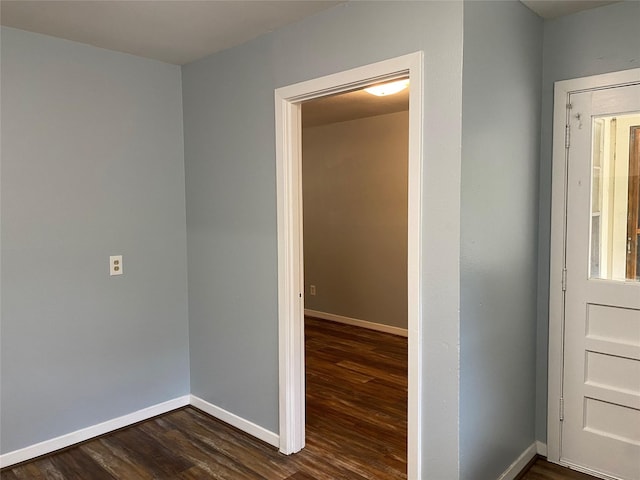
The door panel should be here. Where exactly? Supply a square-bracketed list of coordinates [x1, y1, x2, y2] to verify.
[563, 84, 640, 480]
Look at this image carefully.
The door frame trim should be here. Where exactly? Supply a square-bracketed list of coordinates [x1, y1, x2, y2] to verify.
[547, 67, 640, 464]
[274, 52, 423, 478]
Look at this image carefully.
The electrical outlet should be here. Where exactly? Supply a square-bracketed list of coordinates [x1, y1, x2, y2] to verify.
[110, 255, 123, 276]
[310, 285, 316, 296]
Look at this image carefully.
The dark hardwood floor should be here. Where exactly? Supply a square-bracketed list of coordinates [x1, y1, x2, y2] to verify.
[519, 458, 600, 480]
[1, 318, 600, 480]
[304, 317, 408, 478]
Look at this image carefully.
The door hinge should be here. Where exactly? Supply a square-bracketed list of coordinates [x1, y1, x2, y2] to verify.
[561, 267, 567, 292]
[565, 124, 570, 148]
[559, 397, 564, 421]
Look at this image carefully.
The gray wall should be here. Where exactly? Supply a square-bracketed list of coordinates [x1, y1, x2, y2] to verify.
[302, 111, 408, 329]
[182, 2, 463, 477]
[535, 0, 640, 441]
[460, 2, 542, 479]
[0, 27, 190, 454]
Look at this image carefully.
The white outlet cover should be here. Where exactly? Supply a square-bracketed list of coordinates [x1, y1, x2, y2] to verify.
[110, 255, 123, 276]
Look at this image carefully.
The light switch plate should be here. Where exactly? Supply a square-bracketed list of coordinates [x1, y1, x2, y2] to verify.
[110, 255, 123, 276]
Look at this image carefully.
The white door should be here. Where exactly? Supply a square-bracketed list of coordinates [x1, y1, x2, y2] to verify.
[563, 82, 640, 480]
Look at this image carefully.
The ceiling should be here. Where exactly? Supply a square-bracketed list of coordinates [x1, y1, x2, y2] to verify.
[0, 1, 342, 65]
[521, 0, 619, 19]
[1, 1, 622, 66]
[303, 85, 409, 128]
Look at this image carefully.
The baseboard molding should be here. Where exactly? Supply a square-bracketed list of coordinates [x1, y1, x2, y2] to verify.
[1, 395, 279, 469]
[536, 441, 547, 457]
[304, 309, 408, 337]
[497, 442, 539, 480]
[0, 395, 190, 469]
[189, 395, 279, 448]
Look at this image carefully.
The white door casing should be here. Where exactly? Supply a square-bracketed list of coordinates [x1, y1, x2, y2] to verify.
[274, 52, 423, 479]
[548, 69, 640, 480]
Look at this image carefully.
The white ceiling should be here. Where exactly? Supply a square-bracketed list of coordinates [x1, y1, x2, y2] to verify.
[0, 1, 342, 65]
[1, 1, 621, 66]
[521, 0, 619, 19]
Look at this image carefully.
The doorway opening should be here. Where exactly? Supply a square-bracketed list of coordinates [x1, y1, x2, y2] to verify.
[300, 82, 409, 477]
[274, 53, 423, 478]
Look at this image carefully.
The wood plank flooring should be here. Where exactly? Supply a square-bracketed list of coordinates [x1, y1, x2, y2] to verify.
[519, 458, 600, 480]
[1, 318, 600, 480]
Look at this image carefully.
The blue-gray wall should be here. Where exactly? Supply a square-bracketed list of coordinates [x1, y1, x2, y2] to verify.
[0, 27, 190, 454]
[535, 0, 640, 441]
[460, 2, 542, 479]
[182, 2, 463, 477]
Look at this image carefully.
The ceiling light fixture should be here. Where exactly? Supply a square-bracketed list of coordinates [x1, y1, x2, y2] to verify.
[364, 79, 409, 96]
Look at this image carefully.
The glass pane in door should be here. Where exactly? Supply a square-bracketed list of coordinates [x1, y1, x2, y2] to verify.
[589, 113, 640, 281]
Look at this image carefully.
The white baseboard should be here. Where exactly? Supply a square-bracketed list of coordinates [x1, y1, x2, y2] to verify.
[536, 441, 547, 457]
[304, 309, 408, 337]
[189, 395, 279, 448]
[0, 395, 190, 469]
[497, 442, 538, 480]
[1, 395, 279, 468]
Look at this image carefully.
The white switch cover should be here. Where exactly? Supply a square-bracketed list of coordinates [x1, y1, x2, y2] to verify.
[110, 255, 123, 276]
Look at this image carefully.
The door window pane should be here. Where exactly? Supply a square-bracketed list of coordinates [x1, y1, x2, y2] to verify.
[589, 114, 640, 281]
